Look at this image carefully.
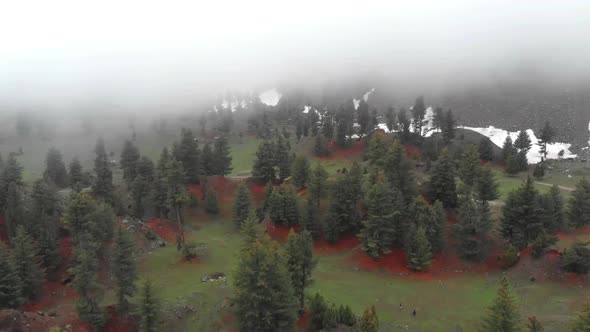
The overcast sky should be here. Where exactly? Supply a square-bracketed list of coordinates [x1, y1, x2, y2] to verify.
[1, 0, 589, 111]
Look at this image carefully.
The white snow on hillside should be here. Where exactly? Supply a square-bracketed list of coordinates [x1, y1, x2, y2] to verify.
[259, 88, 281, 106]
[462, 126, 576, 163]
[353, 88, 375, 110]
[302, 105, 311, 114]
[363, 88, 375, 102]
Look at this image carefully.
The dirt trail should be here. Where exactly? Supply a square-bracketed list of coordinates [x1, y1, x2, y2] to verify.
[535, 181, 575, 192]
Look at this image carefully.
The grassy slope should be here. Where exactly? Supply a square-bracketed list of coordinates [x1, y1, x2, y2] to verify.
[6, 129, 590, 331]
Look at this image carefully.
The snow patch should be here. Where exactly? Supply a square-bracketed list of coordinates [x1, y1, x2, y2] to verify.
[259, 88, 281, 106]
[353, 88, 375, 110]
[363, 88, 375, 102]
[302, 105, 311, 114]
[462, 126, 577, 163]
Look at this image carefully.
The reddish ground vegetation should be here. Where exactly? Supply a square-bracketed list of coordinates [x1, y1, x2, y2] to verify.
[319, 141, 365, 160]
[103, 305, 138, 332]
[60, 237, 73, 261]
[403, 144, 421, 159]
[248, 181, 267, 203]
[558, 226, 590, 241]
[296, 310, 311, 331]
[313, 236, 360, 255]
[349, 246, 502, 280]
[0, 216, 9, 243]
[146, 218, 179, 242]
[178, 257, 201, 265]
[265, 223, 299, 242]
[22, 280, 79, 312]
[187, 176, 237, 205]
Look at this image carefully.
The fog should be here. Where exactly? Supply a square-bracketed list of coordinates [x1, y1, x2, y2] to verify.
[1, 0, 590, 113]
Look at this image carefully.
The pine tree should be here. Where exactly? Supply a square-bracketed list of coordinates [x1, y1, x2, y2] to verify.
[313, 133, 330, 157]
[276, 136, 291, 181]
[407, 226, 432, 271]
[502, 136, 516, 163]
[384, 139, 416, 203]
[358, 182, 397, 258]
[505, 153, 521, 176]
[131, 174, 150, 218]
[137, 156, 155, 182]
[545, 185, 565, 233]
[69, 157, 84, 190]
[4, 182, 25, 239]
[429, 200, 447, 252]
[385, 106, 397, 132]
[252, 140, 276, 183]
[138, 279, 160, 332]
[12, 226, 44, 300]
[358, 304, 379, 332]
[501, 177, 543, 249]
[268, 185, 299, 226]
[65, 192, 100, 252]
[480, 276, 521, 332]
[90, 201, 116, 242]
[37, 224, 61, 274]
[533, 161, 545, 179]
[571, 298, 590, 332]
[537, 122, 555, 160]
[0, 243, 22, 309]
[240, 210, 264, 246]
[201, 143, 215, 176]
[43, 147, 68, 187]
[322, 115, 335, 140]
[166, 157, 190, 248]
[428, 148, 457, 208]
[459, 145, 482, 187]
[339, 304, 357, 326]
[358, 99, 371, 137]
[397, 108, 411, 142]
[411, 96, 426, 136]
[309, 292, 328, 330]
[285, 230, 316, 314]
[28, 180, 60, 271]
[0, 155, 24, 213]
[561, 242, 590, 274]
[92, 138, 114, 203]
[72, 246, 105, 329]
[205, 189, 219, 214]
[175, 128, 202, 183]
[367, 132, 388, 169]
[567, 178, 590, 228]
[120, 140, 140, 184]
[514, 130, 532, 153]
[233, 235, 297, 332]
[527, 316, 543, 332]
[516, 150, 529, 172]
[112, 228, 137, 314]
[327, 171, 362, 241]
[213, 136, 233, 176]
[153, 148, 170, 218]
[309, 162, 329, 208]
[323, 304, 338, 329]
[233, 183, 251, 227]
[442, 109, 456, 145]
[479, 138, 495, 162]
[453, 195, 492, 261]
[476, 165, 500, 201]
[291, 155, 310, 189]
